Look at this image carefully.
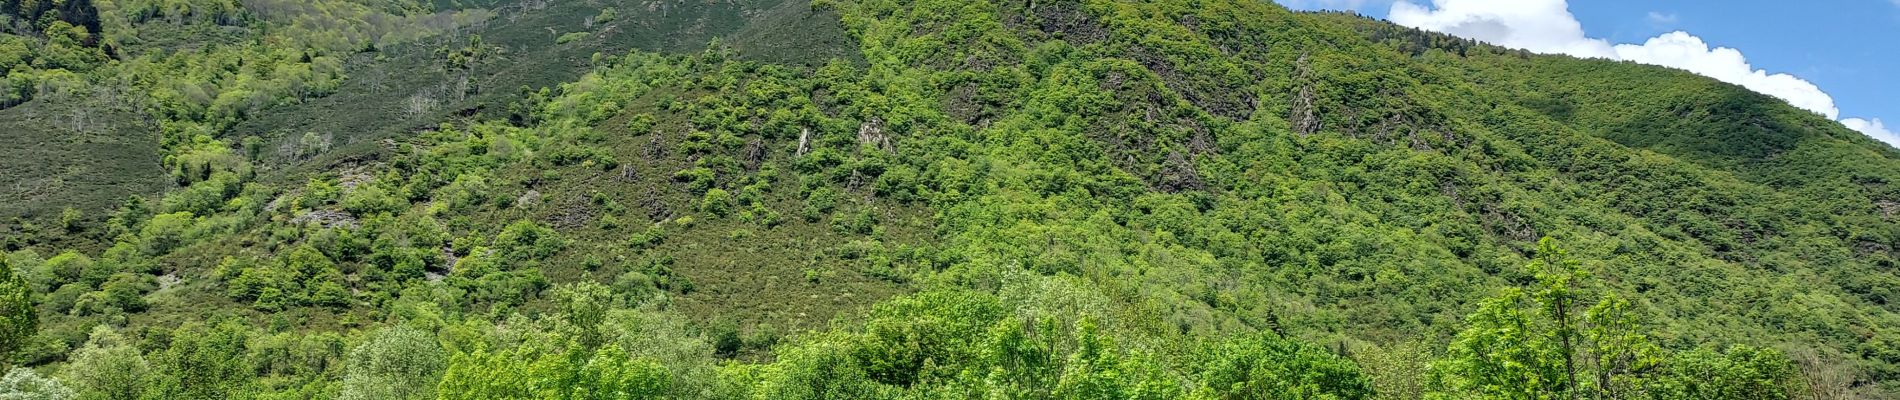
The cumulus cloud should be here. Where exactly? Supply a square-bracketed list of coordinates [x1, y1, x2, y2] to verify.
[1610, 32, 1839, 119]
[1389, 0, 1615, 58]
[1844, 118, 1900, 148]
[1382, 0, 1887, 145]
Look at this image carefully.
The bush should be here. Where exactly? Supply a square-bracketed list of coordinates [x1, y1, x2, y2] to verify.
[711, 320, 742, 357]
[1191, 333, 1374, 399]
[297, 178, 341, 209]
[343, 184, 407, 216]
[339, 326, 446, 400]
[161, 172, 240, 215]
[628, 224, 667, 250]
[138, 212, 196, 255]
[556, 32, 590, 44]
[626, 113, 655, 133]
[40, 251, 99, 287]
[63, 327, 150, 400]
[673, 167, 716, 194]
[433, 174, 492, 214]
[59, 207, 84, 233]
[874, 165, 919, 202]
[743, 204, 783, 228]
[830, 209, 876, 235]
[44, 283, 85, 315]
[97, 273, 154, 313]
[0, 367, 76, 400]
[801, 187, 839, 222]
[700, 189, 734, 217]
[495, 220, 565, 261]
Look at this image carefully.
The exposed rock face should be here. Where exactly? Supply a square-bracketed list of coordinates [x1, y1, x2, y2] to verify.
[516, 190, 543, 208]
[858, 118, 894, 154]
[797, 126, 812, 156]
[1028, 0, 1107, 44]
[744, 138, 767, 171]
[1290, 54, 1321, 137]
[290, 210, 359, 229]
[1156, 150, 1205, 193]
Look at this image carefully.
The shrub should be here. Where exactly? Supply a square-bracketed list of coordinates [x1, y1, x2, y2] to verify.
[626, 113, 655, 133]
[711, 320, 742, 357]
[0, 367, 76, 400]
[97, 273, 154, 313]
[556, 32, 590, 44]
[339, 326, 446, 400]
[40, 251, 98, 287]
[495, 220, 565, 261]
[801, 187, 839, 222]
[343, 184, 407, 216]
[628, 224, 667, 249]
[138, 212, 197, 256]
[673, 167, 716, 194]
[700, 189, 734, 217]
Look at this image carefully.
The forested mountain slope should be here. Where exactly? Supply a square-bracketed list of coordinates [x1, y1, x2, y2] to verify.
[1, 0, 1896, 398]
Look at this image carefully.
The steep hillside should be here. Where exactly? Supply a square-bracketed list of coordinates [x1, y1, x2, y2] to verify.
[1, 0, 1896, 399]
[227, 0, 862, 171]
[0, 86, 164, 226]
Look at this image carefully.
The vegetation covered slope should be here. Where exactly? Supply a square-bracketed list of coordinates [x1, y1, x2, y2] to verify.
[2, 0, 1897, 398]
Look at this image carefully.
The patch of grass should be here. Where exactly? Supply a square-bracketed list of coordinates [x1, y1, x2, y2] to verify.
[0, 90, 165, 224]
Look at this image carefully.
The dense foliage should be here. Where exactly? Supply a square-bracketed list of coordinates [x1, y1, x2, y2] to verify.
[2, 0, 1897, 398]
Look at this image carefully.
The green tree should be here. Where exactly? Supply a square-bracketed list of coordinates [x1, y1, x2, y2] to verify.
[1192, 333, 1375, 400]
[699, 188, 734, 217]
[554, 282, 613, 350]
[1527, 237, 1587, 400]
[339, 325, 445, 400]
[435, 347, 535, 399]
[1654, 345, 1802, 399]
[0, 257, 34, 370]
[58, 207, 83, 234]
[1581, 293, 1665, 399]
[40, 251, 103, 288]
[1432, 287, 1559, 399]
[0, 367, 75, 400]
[62, 326, 149, 400]
[342, 184, 406, 216]
[435, 343, 672, 400]
[575, 344, 670, 399]
[144, 322, 254, 399]
[1430, 238, 1802, 400]
[1431, 238, 1612, 399]
[95, 273, 151, 313]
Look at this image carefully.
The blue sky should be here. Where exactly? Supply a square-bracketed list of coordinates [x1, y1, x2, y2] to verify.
[1275, 0, 1900, 146]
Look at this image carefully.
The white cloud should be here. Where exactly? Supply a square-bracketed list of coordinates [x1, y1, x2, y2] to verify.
[1844, 118, 1900, 148]
[1389, 0, 1615, 58]
[1611, 32, 1839, 119]
[1383, 0, 1889, 146]
[1646, 11, 1678, 26]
